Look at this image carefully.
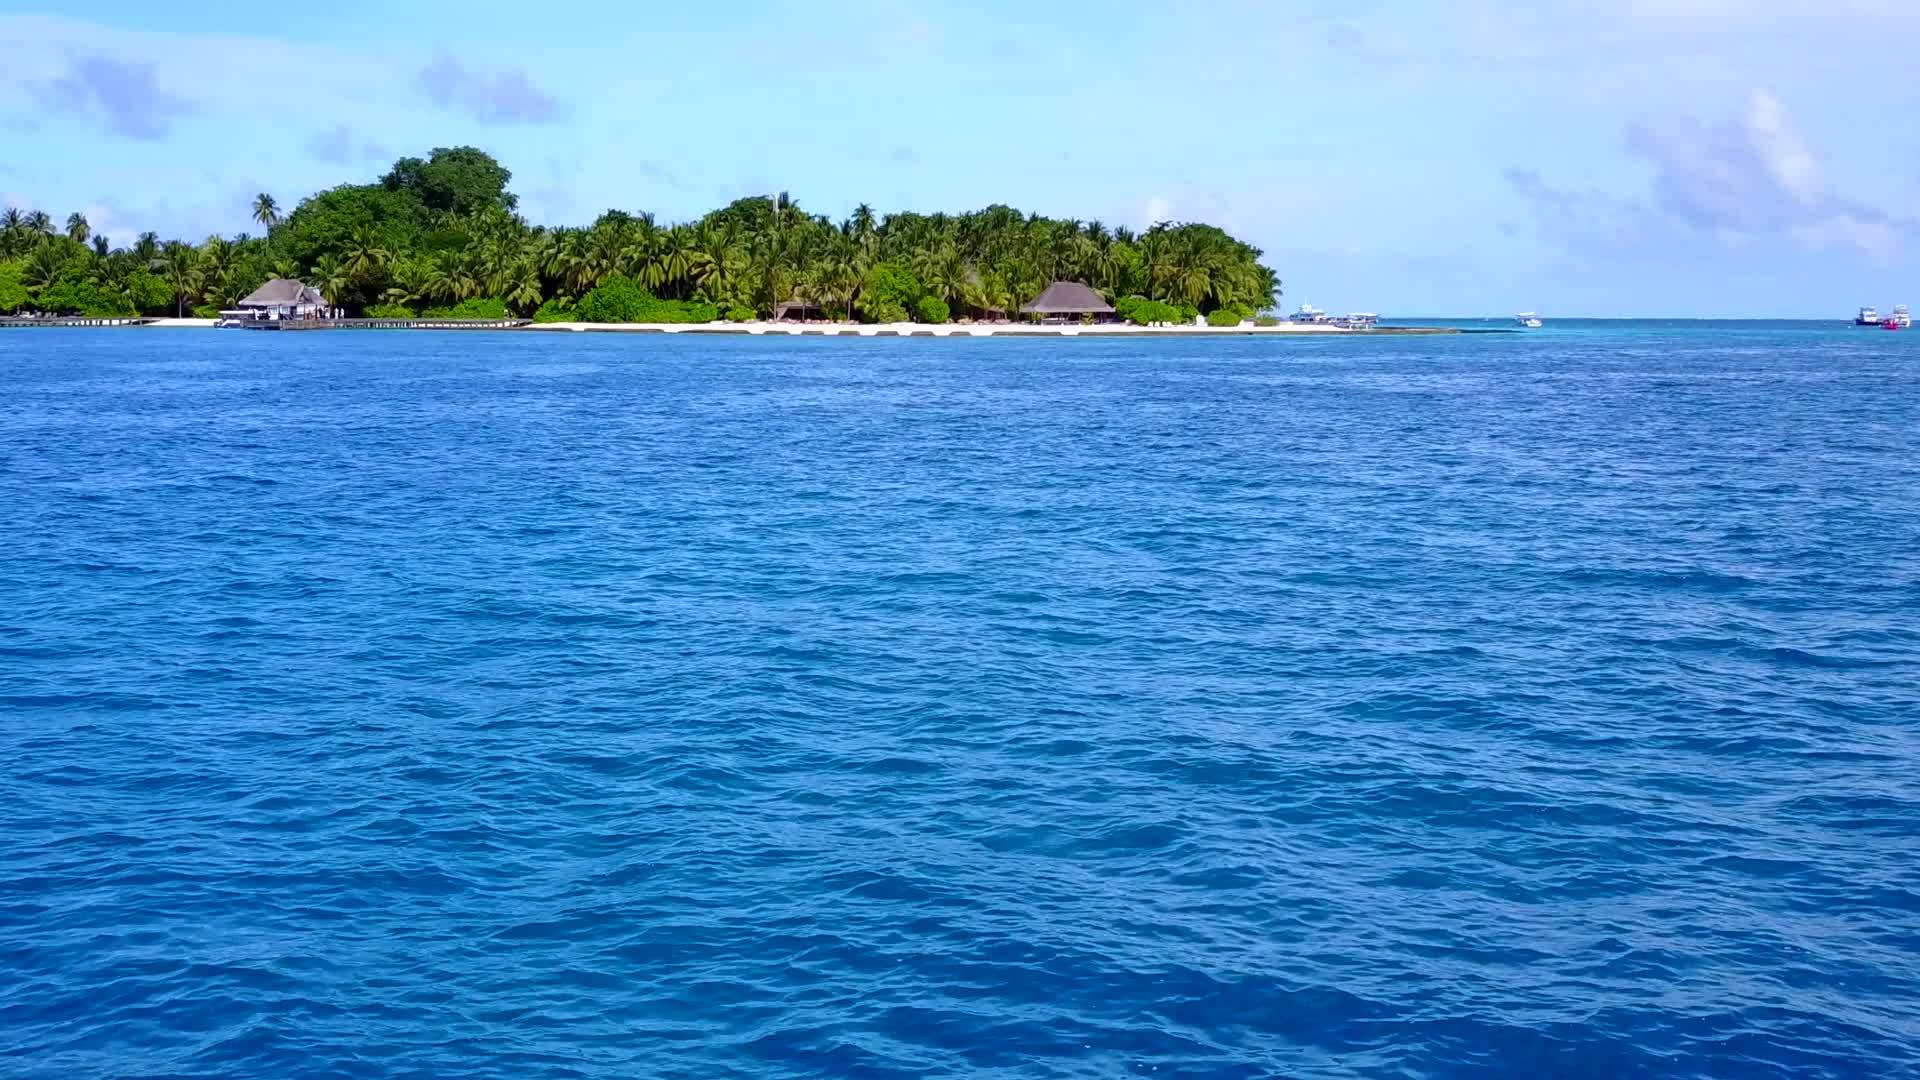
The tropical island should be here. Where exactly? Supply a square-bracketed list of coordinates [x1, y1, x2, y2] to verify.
[0, 147, 1282, 329]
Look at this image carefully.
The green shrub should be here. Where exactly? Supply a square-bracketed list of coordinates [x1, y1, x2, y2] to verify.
[191, 302, 221, 319]
[125, 272, 173, 314]
[915, 296, 950, 324]
[1206, 309, 1244, 327]
[532, 298, 575, 323]
[575, 277, 649, 322]
[364, 303, 416, 319]
[1254, 316, 1280, 327]
[0, 260, 26, 313]
[857, 263, 922, 322]
[725, 304, 755, 322]
[35, 276, 135, 317]
[574, 277, 718, 323]
[421, 296, 506, 319]
[1118, 296, 1181, 326]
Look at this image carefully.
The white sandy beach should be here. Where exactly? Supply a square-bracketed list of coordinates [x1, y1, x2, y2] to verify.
[88, 319, 1371, 336]
[518, 321, 1357, 336]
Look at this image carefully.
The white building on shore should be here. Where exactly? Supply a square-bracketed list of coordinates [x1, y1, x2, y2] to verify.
[223, 279, 332, 323]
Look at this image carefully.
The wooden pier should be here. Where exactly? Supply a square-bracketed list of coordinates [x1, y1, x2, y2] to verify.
[0, 317, 155, 329]
[237, 318, 531, 331]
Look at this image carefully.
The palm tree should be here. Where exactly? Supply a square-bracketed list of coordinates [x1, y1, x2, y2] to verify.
[23, 245, 67, 293]
[134, 232, 160, 265]
[505, 263, 544, 313]
[252, 193, 279, 230]
[65, 213, 90, 244]
[0, 207, 25, 257]
[806, 236, 864, 321]
[26, 210, 53, 238]
[308, 256, 352, 306]
[342, 227, 389, 281]
[91, 235, 110, 259]
[850, 203, 877, 257]
[657, 226, 696, 297]
[158, 242, 203, 317]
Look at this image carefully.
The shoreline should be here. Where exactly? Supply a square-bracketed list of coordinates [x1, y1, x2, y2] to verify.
[7, 318, 1471, 336]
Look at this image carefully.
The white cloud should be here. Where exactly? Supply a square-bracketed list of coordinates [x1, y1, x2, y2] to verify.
[0, 14, 407, 120]
[1741, 90, 1821, 202]
[1515, 89, 1909, 262]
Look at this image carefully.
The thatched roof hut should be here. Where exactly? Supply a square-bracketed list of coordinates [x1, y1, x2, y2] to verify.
[238, 279, 328, 309]
[1020, 281, 1114, 316]
[772, 299, 823, 321]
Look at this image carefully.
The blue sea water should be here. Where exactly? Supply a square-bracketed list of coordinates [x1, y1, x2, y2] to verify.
[2, 324, 1917, 1079]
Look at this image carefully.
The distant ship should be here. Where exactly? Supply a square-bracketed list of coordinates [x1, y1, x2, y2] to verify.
[1888, 305, 1911, 329]
[1515, 312, 1543, 329]
[1854, 306, 1881, 326]
[1292, 303, 1329, 324]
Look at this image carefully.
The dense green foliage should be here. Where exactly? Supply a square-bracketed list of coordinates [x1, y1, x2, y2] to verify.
[916, 296, 951, 324]
[1206, 308, 1246, 327]
[364, 303, 417, 319]
[0, 260, 26, 313]
[531, 298, 575, 323]
[1116, 295, 1186, 326]
[2, 147, 1279, 320]
[383, 148, 517, 217]
[572, 276, 717, 323]
[421, 297, 507, 319]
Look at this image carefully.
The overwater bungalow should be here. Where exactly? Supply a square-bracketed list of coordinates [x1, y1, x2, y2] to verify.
[222, 278, 332, 324]
[1020, 281, 1117, 323]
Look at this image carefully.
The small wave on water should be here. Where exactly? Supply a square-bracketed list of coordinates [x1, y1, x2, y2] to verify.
[2, 327, 1918, 1079]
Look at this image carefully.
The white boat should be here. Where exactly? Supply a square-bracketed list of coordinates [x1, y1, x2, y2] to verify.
[1854, 306, 1881, 326]
[1293, 303, 1328, 324]
[1515, 312, 1543, 329]
[1889, 305, 1912, 329]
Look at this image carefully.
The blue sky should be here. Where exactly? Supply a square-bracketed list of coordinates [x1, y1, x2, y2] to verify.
[2, 1, 1916, 316]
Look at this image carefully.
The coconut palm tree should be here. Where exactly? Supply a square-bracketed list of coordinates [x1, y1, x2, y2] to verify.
[26, 210, 53, 238]
[657, 226, 696, 297]
[504, 263, 544, 314]
[134, 232, 161, 265]
[65, 213, 90, 244]
[308, 256, 352, 306]
[1, 207, 26, 257]
[342, 227, 389, 281]
[22, 245, 67, 293]
[252, 193, 279, 230]
[849, 203, 877, 257]
[158, 242, 203, 317]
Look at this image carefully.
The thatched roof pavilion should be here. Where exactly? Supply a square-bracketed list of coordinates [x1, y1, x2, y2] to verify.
[1020, 281, 1115, 317]
[238, 279, 328, 310]
[772, 298, 823, 321]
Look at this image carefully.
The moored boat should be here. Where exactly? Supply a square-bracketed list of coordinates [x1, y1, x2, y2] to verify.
[1888, 305, 1911, 329]
[1854, 306, 1881, 326]
[1515, 312, 1543, 329]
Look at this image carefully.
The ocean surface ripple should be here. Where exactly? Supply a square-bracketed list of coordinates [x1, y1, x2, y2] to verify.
[2, 324, 1917, 1079]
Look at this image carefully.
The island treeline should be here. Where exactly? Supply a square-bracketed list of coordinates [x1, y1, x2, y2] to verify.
[1, 147, 1280, 325]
